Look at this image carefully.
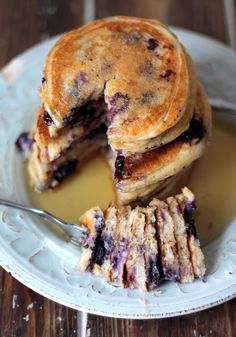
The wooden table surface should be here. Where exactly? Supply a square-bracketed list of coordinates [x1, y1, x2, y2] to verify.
[0, 1, 236, 336]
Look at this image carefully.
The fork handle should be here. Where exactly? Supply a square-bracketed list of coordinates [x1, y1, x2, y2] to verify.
[0, 198, 50, 218]
[0, 198, 86, 241]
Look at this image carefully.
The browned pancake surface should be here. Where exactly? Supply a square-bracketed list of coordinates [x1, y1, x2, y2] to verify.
[40, 16, 191, 143]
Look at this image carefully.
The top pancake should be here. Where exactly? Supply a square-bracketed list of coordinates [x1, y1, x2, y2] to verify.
[40, 16, 195, 149]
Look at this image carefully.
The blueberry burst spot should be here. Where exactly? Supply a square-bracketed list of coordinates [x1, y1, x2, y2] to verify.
[142, 60, 153, 76]
[53, 159, 78, 183]
[42, 77, 46, 84]
[63, 107, 79, 124]
[70, 71, 89, 98]
[121, 31, 141, 45]
[160, 69, 174, 81]
[63, 99, 105, 127]
[147, 257, 160, 289]
[184, 202, 198, 238]
[94, 212, 106, 235]
[179, 118, 205, 142]
[138, 243, 145, 254]
[111, 244, 127, 273]
[127, 269, 136, 285]
[89, 215, 108, 268]
[15, 132, 34, 153]
[94, 234, 113, 266]
[147, 38, 159, 50]
[107, 92, 129, 122]
[114, 154, 125, 179]
[89, 123, 107, 137]
[44, 111, 54, 126]
[93, 236, 106, 266]
[163, 266, 179, 282]
[139, 91, 154, 105]
[75, 71, 89, 84]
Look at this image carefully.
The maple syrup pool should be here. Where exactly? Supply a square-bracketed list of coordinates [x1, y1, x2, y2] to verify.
[26, 116, 236, 246]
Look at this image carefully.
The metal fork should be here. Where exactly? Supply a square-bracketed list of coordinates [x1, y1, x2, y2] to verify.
[0, 198, 88, 246]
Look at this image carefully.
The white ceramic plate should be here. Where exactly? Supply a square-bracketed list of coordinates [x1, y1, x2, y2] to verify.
[1, 28, 236, 319]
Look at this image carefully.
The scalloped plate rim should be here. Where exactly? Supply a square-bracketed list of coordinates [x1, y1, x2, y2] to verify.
[1, 27, 236, 318]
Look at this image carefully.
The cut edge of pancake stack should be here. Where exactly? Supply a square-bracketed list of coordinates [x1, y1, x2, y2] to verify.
[17, 16, 212, 205]
[79, 187, 206, 290]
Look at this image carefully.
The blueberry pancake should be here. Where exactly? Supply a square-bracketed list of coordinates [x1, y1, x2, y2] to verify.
[150, 198, 179, 281]
[141, 206, 160, 290]
[175, 187, 206, 279]
[17, 16, 211, 204]
[27, 101, 107, 190]
[79, 206, 105, 272]
[79, 188, 206, 290]
[114, 83, 211, 204]
[125, 207, 147, 290]
[110, 205, 132, 287]
[116, 166, 192, 206]
[39, 16, 196, 150]
[92, 204, 117, 281]
[166, 195, 194, 283]
[28, 129, 107, 191]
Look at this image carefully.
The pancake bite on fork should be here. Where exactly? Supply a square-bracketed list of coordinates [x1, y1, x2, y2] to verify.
[79, 188, 206, 290]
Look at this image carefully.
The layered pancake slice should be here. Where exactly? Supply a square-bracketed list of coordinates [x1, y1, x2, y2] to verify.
[150, 198, 179, 281]
[40, 16, 196, 153]
[26, 99, 107, 191]
[176, 187, 205, 279]
[125, 207, 147, 290]
[115, 160, 192, 205]
[18, 16, 212, 207]
[166, 195, 194, 283]
[142, 206, 160, 289]
[79, 188, 206, 290]
[114, 83, 211, 204]
[110, 205, 132, 287]
[93, 204, 117, 281]
[79, 207, 105, 272]
[35, 99, 107, 163]
[28, 132, 106, 191]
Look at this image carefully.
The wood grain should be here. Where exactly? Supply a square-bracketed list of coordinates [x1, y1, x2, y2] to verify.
[0, 0, 40, 68]
[0, 0, 84, 68]
[0, 268, 77, 337]
[0, 1, 83, 336]
[88, 300, 235, 337]
[0, 0, 236, 336]
[89, 300, 236, 337]
[96, 0, 229, 44]
[36, 0, 84, 38]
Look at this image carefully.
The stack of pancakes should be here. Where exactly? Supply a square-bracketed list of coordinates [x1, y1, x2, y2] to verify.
[79, 188, 205, 290]
[27, 16, 211, 204]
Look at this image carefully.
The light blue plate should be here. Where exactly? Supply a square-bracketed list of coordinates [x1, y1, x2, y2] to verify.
[1, 29, 236, 318]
